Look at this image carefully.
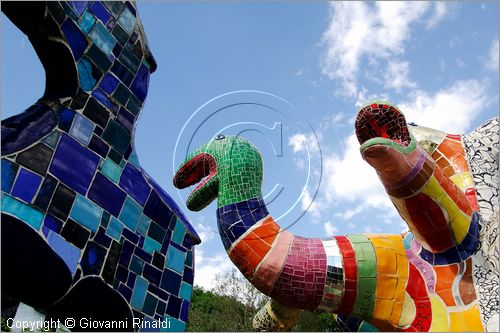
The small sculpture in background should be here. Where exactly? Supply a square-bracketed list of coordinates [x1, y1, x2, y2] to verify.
[2, 2, 199, 331]
[174, 102, 498, 332]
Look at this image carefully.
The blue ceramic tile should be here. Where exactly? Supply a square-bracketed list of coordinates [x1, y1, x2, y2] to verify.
[180, 300, 190, 322]
[148, 284, 169, 303]
[128, 149, 140, 167]
[143, 293, 158, 316]
[94, 227, 111, 248]
[122, 227, 140, 244]
[148, 222, 166, 244]
[106, 217, 124, 241]
[119, 163, 150, 205]
[130, 64, 149, 102]
[156, 300, 166, 316]
[70, 194, 102, 232]
[41, 131, 61, 148]
[42, 226, 51, 238]
[50, 134, 99, 195]
[100, 73, 119, 94]
[134, 246, 152, 262]
[143, 173, 200, 240]
[127, 271, 137, 289]
[43, 214, 63, 233]
[89, 22, 116, 55]
[116, 108, 134, 133]
[102, 158, 121, 183]
[143, 237, 161, 255]
[34, 175, 58, 210]
[130, 255, 144, 275]
[116, 265, 129, 283]
[139, 317, 159, 332]
[90, 2, 111, 24]
[70, 1, 89, 16]
[166, 245, 185, 274]
[88, 173, 126, 217]
[143, 264, 161, 285]
[2, 103, 57, 155]
[2, 159, 18, 193]
[81, 241, 106, 275]
[58, 107, 76, 132]
[161, 316, 186, 332]
[1, 194, 43, 230]
[119, 196, 141, 230]
[88, 134, 109, 157]
[119, 240, 134, 267]
[78, 9, 95, 34]
[70, 113, 94, 145]
[183, 267, 194, 285]
[102, 119, 131, 155]
[179, 282, 192, 301]
[77, 57, 97, 91]
[137, 214, 151, 236]
[47, 230, 80, 275]
[111, 61, 134, 86]
[144, 191, 174, 230]
[160, 269, 181, 296]
[165, 295, 181, 318]
[61, 19, 87, 60]
[11, 168, 42, 203]
[92, 89, 118, 112]
[184, 250, 193, 268]
[171, 221, 186, 245]
[131, 275, 148, 310]
[119, 283, 133, 302]
[117, 7, 136, 35]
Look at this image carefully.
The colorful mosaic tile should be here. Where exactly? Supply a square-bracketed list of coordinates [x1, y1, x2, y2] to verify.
[2, 1, 199, 330]
[174, 103, 498, 332]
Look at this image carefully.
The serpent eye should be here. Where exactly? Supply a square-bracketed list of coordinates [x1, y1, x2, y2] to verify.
[215, 134, 225, 140]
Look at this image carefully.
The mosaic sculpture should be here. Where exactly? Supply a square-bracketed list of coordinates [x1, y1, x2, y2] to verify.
[174, 102, 499, 332]
[2, 2, 199, 331]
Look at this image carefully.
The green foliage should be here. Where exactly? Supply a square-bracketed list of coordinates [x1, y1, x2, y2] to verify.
[186, 268, 343, 332]
[292, 310, 342, 332]
[186, 287, 256, 332]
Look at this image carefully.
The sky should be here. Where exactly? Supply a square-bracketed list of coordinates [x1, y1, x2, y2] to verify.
[2, 2, 499, 290]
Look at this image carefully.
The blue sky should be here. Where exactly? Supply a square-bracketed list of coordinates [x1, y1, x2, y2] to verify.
[2, 2, 498, 289]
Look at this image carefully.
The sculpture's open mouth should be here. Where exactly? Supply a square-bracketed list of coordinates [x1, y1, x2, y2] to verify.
[355, 102, 412, 152]
[173, 153, 218, 211]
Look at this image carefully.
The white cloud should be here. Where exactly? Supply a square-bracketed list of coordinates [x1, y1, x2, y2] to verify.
[323, 221, 339, 235]
[288, 133, 319, 154]
[336, 205, 366, 220]
[301, 187, 321, 219]
[486, 38, 499, 72]
[399, 79, 491, 133]
[196, 222, 215, 243]
[321, 134, 390, 206]
[426, 2, 447, 28]
[383, 60, 417, 92]
[302, 134, 391, 222]
[295, 68, 304, 76]
[194, 249, 233, 290]
[302, 79, 490, 224]
[321, 2, 446, 96]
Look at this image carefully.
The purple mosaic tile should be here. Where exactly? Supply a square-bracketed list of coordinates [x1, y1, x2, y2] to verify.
[49, 134, 99, 195]
[87, 173, 126, 216]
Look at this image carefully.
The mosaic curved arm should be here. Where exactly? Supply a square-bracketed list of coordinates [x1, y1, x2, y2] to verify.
[2, 2, 198, 331]
[174, 102, 499, 332]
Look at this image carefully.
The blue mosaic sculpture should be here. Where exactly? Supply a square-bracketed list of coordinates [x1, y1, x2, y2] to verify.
[1, 2, 200, 331]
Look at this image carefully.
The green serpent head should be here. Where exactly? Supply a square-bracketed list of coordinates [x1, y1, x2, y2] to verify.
[173, 134, 263, 211]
